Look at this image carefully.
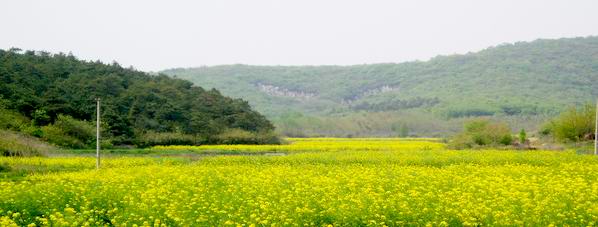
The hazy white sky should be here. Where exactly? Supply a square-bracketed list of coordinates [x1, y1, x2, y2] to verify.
[1, 0, 597, 71]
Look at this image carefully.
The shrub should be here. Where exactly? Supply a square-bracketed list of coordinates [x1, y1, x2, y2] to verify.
[391, 122, 409, 137]
[19, 125, 43, 137]
[0, 108, 30, 131]
[41, 115, 96, 148]
[519, 129, 527, 144]
[0, 130, 55, 156]
[32, 109, 51, 126]
[53, 115, 96, 144]
[41, 125, 86, 148]
[543, 104, 595, 142]
[0, 107, 45, 137]
[213, 128, 282, 145]
[448, 133, 477, 149]
[0, 162, 9, 172]
[134, 131, 197, 147]
[449, 119, 513, 149]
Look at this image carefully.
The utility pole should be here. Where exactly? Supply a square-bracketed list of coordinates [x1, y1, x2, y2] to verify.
[96, 98, 101, 169]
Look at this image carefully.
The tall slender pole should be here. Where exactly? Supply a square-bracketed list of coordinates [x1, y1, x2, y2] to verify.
[96, 98, 101, 169]
[595, 99, 597, 155]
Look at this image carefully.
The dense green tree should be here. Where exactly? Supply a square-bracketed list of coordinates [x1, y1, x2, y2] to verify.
[0, 49, 276, 147]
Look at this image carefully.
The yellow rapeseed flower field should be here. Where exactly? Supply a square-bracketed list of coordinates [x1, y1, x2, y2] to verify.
[1, 138, 598, 226]
[152, 138, 444, 154]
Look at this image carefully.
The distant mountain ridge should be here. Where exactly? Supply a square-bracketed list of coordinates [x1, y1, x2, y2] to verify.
[162, 36, 598, 136]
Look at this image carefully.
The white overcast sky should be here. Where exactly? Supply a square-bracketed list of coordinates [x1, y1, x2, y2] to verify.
[1, 0, 597, 71]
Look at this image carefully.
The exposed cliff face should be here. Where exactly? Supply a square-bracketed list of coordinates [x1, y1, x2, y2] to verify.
[255, 82, 401, 104]
[342, 85, 401, 104]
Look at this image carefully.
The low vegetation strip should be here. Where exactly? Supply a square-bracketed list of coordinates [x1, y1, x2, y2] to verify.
[151, 138, 445, 154]
[0, 157, 190, 179]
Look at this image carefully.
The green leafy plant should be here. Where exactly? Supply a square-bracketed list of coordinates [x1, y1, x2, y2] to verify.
[519, 129, 527, 144]
[449, 119, 513, 149]
[543, 104, 595, 142]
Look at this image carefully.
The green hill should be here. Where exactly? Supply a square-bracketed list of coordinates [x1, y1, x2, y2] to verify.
[162, 36, 598, 137]
[0, 49, 277, 149]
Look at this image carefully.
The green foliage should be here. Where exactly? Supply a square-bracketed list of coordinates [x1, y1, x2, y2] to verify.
[449, 119, 513, 149]
[0, 130, 54, 156]
[41, 125, 85, 149]
[0, 162, 9, 172]
[443, 106, 496, 119]
[0, 49, 277, 146]
[519, 129, 527, 144]
[40, 115, 96, 148]
[163, 37, 598, 136]
[352, 97, 439, 111]
[0, 107, 44, 137]
[213, 128, 282, 145]
[544, 104, 595, 142]
[391, 122, 410, 137]
[31, 109, 50, 126]
[134, 131, 197, 148]
[0, 107, 29, 131]
[53, 115, 95, 144]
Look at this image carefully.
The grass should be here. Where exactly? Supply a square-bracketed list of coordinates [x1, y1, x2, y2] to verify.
[0, 130, 55, 157]
[0, 156, 193, 180]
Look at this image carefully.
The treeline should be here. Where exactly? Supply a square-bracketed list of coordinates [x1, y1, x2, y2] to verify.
[0, 49, 279, 149]
[442, 104, 552, 118]
[352, 97, 439, 112]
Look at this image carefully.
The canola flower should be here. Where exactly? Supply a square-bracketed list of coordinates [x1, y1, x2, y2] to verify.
[1, 139, 598, 226]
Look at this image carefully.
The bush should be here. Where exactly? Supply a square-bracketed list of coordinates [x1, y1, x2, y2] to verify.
[448, 133, 476, 149]
[213, 128, 282, 145]
[32, 109, 51, 126]
[449, 119, 513, 149]
[519, 129, 527, 144]
[134, 131, 197, 148]
[53, 115, 96, 144]
[543, 104, 595, 142]
[41, 125, 86, 148]
[0, 163, 9, 172]
[0, 108, 30, 131]
[0, 107, 46, 138]
[41, 115, 97, 148]
[0, 130, 55, 156]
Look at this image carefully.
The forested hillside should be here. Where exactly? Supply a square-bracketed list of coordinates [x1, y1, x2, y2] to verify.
[163, 36, 598, 137]
[0, 49, 277, 148]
